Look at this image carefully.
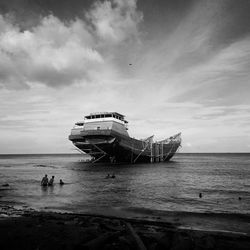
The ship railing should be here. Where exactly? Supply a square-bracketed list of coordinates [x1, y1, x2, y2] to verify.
[81, 127, 111, 130]
[81, 128, 111, 133]
[133, 135, 154, 163]
[71, 127, 111, 135]
[70, 128, 82, 135]
[80, 129, 112, 136]
[149, 133, 181, 162]
[157, 133, 182, 144]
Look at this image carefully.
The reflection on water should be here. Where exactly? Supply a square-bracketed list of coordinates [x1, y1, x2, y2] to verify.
[41, 185, 55, 196]
[41, 186, 49, 196]
[0, 153, 250, 214]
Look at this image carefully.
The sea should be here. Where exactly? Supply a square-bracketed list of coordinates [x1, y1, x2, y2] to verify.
[0, 153, 250, 216]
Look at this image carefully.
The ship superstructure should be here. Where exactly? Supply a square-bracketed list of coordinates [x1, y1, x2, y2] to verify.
[69, 112, 181, 163]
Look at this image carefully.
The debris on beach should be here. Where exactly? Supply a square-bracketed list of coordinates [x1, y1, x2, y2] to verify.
[0, 207, 249, 250]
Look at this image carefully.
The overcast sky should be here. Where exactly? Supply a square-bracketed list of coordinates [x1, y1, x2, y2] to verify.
[0, 0, 250, 153]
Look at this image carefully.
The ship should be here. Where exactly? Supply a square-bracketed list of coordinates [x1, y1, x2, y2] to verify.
[68, 112, 181, 163]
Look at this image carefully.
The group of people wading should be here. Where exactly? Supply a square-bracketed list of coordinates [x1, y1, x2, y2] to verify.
[41, 174, 64, 186]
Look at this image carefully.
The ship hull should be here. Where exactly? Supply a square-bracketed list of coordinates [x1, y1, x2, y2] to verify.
[69, 129, 181, 163]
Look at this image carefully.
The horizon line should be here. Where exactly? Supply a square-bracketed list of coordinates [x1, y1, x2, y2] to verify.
[0, 152, 249, 155]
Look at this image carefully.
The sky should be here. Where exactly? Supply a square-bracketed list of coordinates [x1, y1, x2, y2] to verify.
[0, 0, 250, 153]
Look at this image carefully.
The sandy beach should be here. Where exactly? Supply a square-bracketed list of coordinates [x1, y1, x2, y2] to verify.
[1, 205, 250, 250]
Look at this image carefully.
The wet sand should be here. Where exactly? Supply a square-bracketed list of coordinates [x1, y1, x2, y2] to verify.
[1, 206, 250, 250]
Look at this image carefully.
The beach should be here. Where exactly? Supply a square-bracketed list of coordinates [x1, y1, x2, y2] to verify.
[1, 153, 250, 249]
[1, 205, 250, 250]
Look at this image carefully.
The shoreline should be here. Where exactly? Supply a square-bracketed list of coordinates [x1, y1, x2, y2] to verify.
[2, 204, 250, 233]
[1, 206, 250, 250]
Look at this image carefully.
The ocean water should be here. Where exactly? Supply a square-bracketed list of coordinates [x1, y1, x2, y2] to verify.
[0, 153, 249, 215]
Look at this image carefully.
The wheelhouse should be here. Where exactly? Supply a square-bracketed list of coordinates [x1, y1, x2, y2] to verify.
[84, 112, 128, 124]
[72, 112, 129, 131]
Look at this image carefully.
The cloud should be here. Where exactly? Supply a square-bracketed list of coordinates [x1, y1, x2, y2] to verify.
[0, 0, 142, 89]
[129, 0, 250, 109]
[1, 0, 250, 153]
[87, 0, 142, 44]
[165, 36, 250, 106]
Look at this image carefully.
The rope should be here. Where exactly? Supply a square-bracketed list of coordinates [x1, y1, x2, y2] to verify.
[163, 142, 175, 161]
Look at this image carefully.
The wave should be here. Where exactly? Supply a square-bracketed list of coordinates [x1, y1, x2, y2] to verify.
[0, 165, 14, 168]
[33, 164, 57, 169]
[119, 206, 250, 218]
[198, 188, 250, 195]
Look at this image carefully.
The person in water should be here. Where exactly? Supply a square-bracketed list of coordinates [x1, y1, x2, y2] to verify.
[48, 176, 55, 186]
[59, 179, 64, 185]
[41, 174, 48, 186]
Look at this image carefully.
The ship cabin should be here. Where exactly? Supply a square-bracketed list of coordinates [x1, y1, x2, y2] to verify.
[85, 112, 127, 122]
[71, 112, 129, 136]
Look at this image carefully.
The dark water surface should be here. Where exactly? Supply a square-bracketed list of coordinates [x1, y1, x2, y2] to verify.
[0, 153, 249, 215]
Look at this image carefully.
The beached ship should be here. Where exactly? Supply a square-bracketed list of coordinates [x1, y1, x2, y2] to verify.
[68, 112, 181, 163]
